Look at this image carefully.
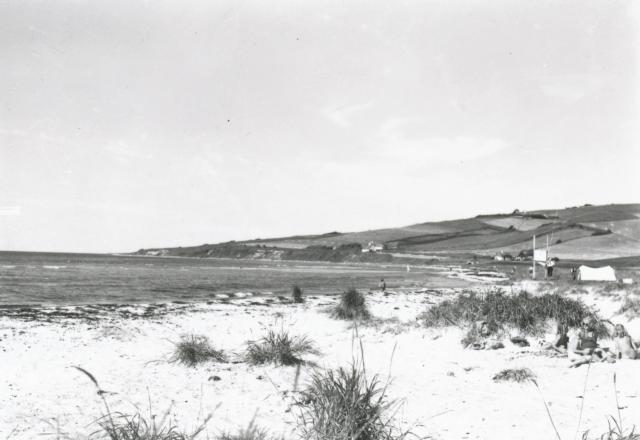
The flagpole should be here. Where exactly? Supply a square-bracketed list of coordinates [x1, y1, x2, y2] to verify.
[532, 235, 536, 279]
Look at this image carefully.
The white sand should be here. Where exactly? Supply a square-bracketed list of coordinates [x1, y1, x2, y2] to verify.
[1, 285, 640, 439]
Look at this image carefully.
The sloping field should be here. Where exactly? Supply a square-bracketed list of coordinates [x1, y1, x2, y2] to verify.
[136, 203, 639, 261]
[478, 216, 550, 231]
[545, 233, 640, 260]
[395, 225, 596, 253]
[261, 218, 498, 248]
[529, 203, 640, 223]
[584, 218, 640, 241]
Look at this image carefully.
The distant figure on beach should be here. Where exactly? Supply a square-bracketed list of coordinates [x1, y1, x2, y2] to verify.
[378, 278, 386, 292]
[543, 323, 569, 355]
[570, 267, 577, 281]
[545, 259, 555, 279]
[568, 318, 614, 367]
[613, 324, 637, 360]
[469, 321, 504, 350]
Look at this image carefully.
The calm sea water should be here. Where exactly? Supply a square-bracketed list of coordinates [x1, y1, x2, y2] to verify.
[0, 251, 468, 306]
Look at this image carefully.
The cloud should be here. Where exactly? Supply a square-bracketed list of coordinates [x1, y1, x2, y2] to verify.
[375, 117, 509, 163]
[323, 101, 374, 127]
[0, 206, 21, 216]
[535, 74, 604, 102]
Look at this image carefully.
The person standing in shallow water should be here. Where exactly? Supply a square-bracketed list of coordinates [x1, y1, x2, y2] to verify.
[378, 278, 386, 292]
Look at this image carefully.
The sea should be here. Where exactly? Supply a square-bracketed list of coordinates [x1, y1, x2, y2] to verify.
[0, 251, 469, 306]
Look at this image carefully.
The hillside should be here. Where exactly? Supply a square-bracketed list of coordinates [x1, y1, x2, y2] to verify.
[134, 203, 640, 262]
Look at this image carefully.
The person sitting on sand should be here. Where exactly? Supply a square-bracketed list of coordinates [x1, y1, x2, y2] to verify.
[568, 318, 614, 367]
[543, 323, 569, 355]
[613, 324, 637, 360]
[469, 321, 505, 350]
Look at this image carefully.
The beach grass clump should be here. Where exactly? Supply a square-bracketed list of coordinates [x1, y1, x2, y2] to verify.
[618, 296, 640, 319]
[292, 285, 304, 303]
[95, 412, 206, 440]
[418, 291, 605, 336]
[74, 366, 209, 440]
[297, 363, 410, 440]
[170, 335, 227, 367]
[218, 423, 270, 440]
[245, 329, 318, 366]
[581, 421, 640, 440]
[332, 288, 371, 321]
[492, 368, 536, 384]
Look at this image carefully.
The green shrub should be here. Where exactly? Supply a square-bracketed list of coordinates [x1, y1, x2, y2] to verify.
[332, 288, 371, 321]
[245, 330, 318, 366]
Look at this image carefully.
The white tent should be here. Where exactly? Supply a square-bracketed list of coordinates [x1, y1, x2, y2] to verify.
[577, 265, 617, 282]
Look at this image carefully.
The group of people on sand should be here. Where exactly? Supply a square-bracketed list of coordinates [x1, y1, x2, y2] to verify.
[563, 319, 637, 367]
[464, 318, 639, 367]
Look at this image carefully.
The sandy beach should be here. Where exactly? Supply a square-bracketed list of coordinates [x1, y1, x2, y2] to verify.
[2, 281, 639, 440]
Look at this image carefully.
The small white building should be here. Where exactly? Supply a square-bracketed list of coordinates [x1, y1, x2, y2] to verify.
[362, 241, 384, 253]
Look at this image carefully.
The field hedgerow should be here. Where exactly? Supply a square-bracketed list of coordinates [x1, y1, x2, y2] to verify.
[418, 291, 606, 336]
[245, 329, 318, 366]
[169, 335, 227, 367]
[297, 362, 412, 440]
[332, 288, 371, 321]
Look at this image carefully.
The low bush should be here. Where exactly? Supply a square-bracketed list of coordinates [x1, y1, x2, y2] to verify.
[418, 291, 606, 336]
[332, 288, 371, 321]
[246, 329, 318, 366]
[297, 363, 411, 440]
[170, 335, 227, 367]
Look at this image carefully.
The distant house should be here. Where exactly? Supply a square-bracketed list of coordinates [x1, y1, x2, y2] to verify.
[493, 252, 514, 262]
[362, 241, 384, 253]
[145, 249, 169, 256]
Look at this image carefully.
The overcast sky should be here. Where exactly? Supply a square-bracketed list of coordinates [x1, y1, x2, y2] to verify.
[1, 0, 638, 253]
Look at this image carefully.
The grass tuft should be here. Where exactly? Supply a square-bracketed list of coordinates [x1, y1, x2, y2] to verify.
[332, 288, 371, 321]
[492, 368, 536, 383]
[218, 423, 270, 440]
[419, 291, 606, 336]
[95, 412, 206, 440]
[292, 285, 304, 303]
[245, 329, 318, 366]
[297, 362, 411, 440]
[170, 335, 227, 367]
[581, 419, 640, 440]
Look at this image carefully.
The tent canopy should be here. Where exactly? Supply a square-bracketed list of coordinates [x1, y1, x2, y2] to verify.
[577, 265, 617, 282]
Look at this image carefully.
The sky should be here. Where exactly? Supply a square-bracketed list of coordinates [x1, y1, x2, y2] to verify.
[0, 0, 638, 253]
